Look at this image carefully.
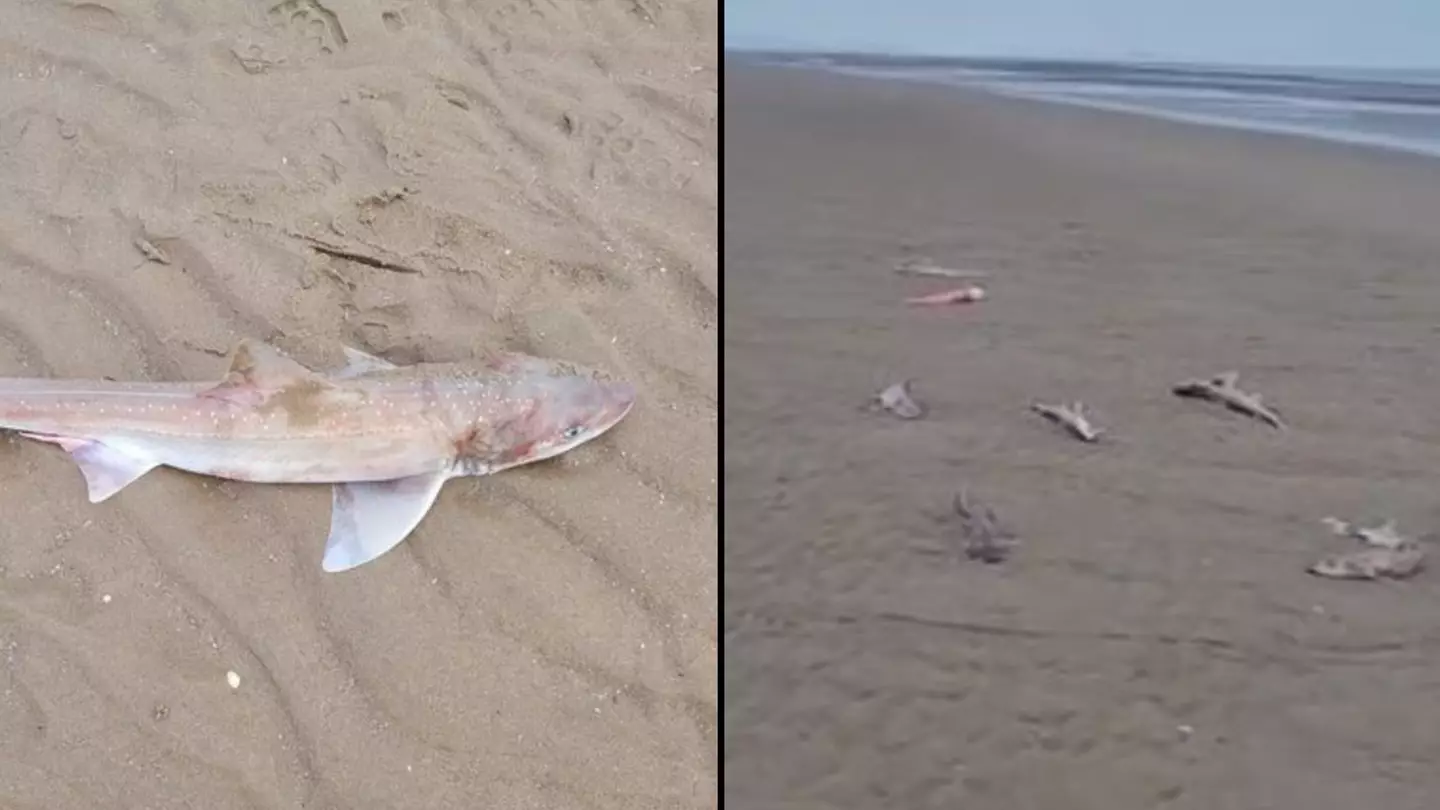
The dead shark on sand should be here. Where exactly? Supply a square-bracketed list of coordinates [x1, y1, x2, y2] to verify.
[0, 339, 636, 572]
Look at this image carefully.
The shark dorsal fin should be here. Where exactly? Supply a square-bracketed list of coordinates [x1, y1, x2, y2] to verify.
[200, 340, 333, 405]
[227, 340, 323, 386]
[335, 346, 398, 379]
[479, 347, 521, 371]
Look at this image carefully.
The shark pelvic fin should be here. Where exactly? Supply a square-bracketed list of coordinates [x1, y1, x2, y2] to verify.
[21, 433, 160, 503]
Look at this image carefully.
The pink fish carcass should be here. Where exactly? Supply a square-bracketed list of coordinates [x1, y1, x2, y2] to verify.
[0, 340, 636, 572]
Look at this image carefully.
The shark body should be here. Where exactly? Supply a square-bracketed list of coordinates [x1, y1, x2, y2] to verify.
[0, 340, 636, 572]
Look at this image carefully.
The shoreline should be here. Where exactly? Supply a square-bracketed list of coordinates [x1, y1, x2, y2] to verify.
[730, 50, 1440, 162]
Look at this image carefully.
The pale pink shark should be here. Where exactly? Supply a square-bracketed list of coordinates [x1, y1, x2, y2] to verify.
[0, 340, 636, 572]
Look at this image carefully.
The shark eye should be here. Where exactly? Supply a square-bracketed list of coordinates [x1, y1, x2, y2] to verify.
[562, 425, 586, 440]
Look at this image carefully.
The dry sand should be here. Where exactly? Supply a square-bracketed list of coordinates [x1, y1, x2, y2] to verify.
[725, 63, 1440, 808]
[0, 3, 715, 808]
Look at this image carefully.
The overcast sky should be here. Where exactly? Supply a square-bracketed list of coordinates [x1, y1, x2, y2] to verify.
[725, 0, 1440, 68]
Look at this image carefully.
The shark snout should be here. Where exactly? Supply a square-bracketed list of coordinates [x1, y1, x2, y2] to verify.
[606, 381, 637, 420]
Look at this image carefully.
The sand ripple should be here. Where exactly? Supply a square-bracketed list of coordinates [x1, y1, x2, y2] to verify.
[0, 3, 715, 807]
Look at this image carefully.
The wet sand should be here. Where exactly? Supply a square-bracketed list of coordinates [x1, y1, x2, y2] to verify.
[0, 4, 716, 808]
[725, 62, 1440, 809]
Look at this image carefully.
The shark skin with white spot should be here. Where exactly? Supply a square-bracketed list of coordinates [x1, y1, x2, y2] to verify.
[0, 340, 636, 572]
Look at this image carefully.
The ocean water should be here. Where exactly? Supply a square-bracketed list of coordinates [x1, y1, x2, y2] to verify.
[740, 51, 1440, 160]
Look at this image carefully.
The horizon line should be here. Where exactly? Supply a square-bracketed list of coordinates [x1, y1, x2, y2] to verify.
[724, 45, 1440, 75]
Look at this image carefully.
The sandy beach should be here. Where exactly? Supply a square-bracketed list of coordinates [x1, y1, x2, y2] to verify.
[725, 62, 1440, 808]
[0, 4, 716, 808]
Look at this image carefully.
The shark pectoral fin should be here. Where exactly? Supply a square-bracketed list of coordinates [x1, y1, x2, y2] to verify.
[21, 434, 159, 503]
[322, 471, 449, 573]
[334, 346, 398, 379]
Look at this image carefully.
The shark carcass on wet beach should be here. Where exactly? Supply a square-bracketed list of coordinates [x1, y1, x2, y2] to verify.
[0, 339, 636, 572]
